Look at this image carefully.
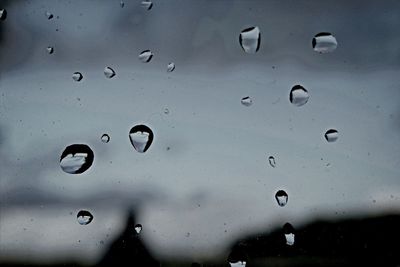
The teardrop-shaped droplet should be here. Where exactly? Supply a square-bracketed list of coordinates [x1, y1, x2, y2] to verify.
[241, 96, 252, 107]
[72, 72, 83, 82]
[268, 156, 276, 168]
[134, 224, 142, 234]
[139, 50, 153, 63]
[77, 210, 93, 225]
[101, 134, 110, 143]
[120, 1, 125, 8]
[312, 32, 337, 53]
[229, 261, 246, 267]
[104, 67, 116, 79]
[239, 26, 260, 54]
[167, 62, 175, 72]
[129, 125, 154, 153]
[60, 144, 94, 174]
[289, 85, 309, 107]
[324, 129, 338, 142]
[0, 9, 7, 21]
[275, 190, 288, 207]
[283, 223, 295, 246]
[46, 46, 54, 54]
[141, 1, 153, 10]
[45, 11, 53, 20]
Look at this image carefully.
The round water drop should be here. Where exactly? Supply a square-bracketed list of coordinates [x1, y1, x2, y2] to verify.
[241, 96, 252, 107]
[312, 32, 337, 53]
[134, 224, 142, 234]
[167, 62, 175, 72]
[239, 26, 260, 54]
[101, 134, 110, 143]
[268, 156, 276, 168]
[139, 50, 153, 63]
[324, 129, 338, 142]
[72, 72, 83, 82]
[0, 9, 7, 21]
[77, 210, 93, 225]
[60, 144, 94, 174]
[283, 223, 295, 246]
[141, 1, 153, 10]
[46, 46, 54, 54]
[104, 67, 116, 79]
[164, 108, 170, 114]
[289, 85, 309, 107]
[275, 190, 288, 207]
[229, 261, 246, 267]
[45, 11, 53, 20]
[129, 124, 154, 153]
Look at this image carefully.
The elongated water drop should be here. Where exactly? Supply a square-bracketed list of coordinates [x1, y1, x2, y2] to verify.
[104, 67, 116, 79]
[77, 210, 93, 225]
[283, 223, 295, 246]
[239, 26, 260, 54]
[139, 50, 153, 63]
[312, 32, 337, 53]
[275, 190, 288, 207]
[72, 72, 83, 82]
[60, 144, 94, 174]
[120, 1, 125, 8]
[129, 125, 154, 153]
[141, 1, 153, 10]
[167, 62, 175, 72]
[229, 261, 246, 267]
[324, 129, 338, 142]
[289, 85, 309, 106]
[45, 11, 53, 20]
[241, 96, 252, 107]
[46, 46, 54, 54]
[268, 156, 276, 167]
[0, 9, 7, 21]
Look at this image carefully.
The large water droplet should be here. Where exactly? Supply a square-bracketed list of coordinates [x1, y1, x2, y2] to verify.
[134, 224, 142, 234]
[275, 190, 288, 207]
[60, 144, 94, 174]
[77, 210, 93, 225]
[104, 67, 116, 79]
[167, 62, 175, 72]
[45, 11, 53, 20]
[241, 96, 253, 107]
[0, 9, 7, 21]
[229, 261, 246, 267]
[101, 134, 110, 143]
[283, 223, 295, 246]
[139, 50, 153, 63]
[312, 32, 337, 53]
[239, 26, 260, 54]
[129, 125, 154, 153]
[289, 85, 309, 107]
[324, 129, 338, 142]
[141, 1, 153, 10]
[72, 72, 83, 82]
[46, 46, 54, 54]
[268, 156, 276, 168]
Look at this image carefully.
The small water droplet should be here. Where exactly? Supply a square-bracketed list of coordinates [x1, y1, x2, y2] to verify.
[167, 62, 175, 72]
[185, 232, 190, 237]
[101, 134, 110, 143]
[46, 46, 54, 54]
[239, 26, 260, 54]
[324, 129, 338, 143]
[0, 9, 7, 21]
[120, 1, 125, 8]
[60, 144, 94, 174]
[134, 224, 142, 234]
[45, 11, 53, 20]
[139, 50, 153, 63]
[129, 125, 154, 153]
[275, 190, 288, 207]
[229, 261, 246, 267]
[283, 223, 295, 246]
[104, 67, 116, 79]
[77, 210, 93, 225]
[141, 1, 153, 10]
[241, 96, 252, 107]
[268, 156, 276, 167]
[72, 72, 83, 82]
[164, 108, 170, 114]
[312, 32, 337, 53]
[289, 85, 309, 106]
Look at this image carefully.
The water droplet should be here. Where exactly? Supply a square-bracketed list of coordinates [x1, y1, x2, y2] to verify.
[134, 224, 142, 234]
[312, 32, 337, 53]
[167, 62, 175, 72]
[129, 125, 154, 153]
[241, 96, 252, 107]
[0, 9, 7, 21]
[46, 46, 54, 54]
[289, 85, 309, 107]
[268, 156, 276, 167]
[283, 223, 295, 246]
[72, 72, 83, 82]
[101, 134, 110, 143]
[45, 11, 53, 20]
[275, 190, 288, 207]
[120, 1, 125, 8]
[324, 129, 338, 142]
[141, 1, 153, 10]
[60, 144, 94, 174]
[77, 210, 93, 225]
[139, 50, 153, 63]
[104, 67, 116, 79]
[239, 26, 260, 54]
[164, 108, 170, 114]
[229, 261, 246, 267]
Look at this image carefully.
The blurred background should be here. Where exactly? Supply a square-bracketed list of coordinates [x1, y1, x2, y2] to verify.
[0, 0, 399, 266]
